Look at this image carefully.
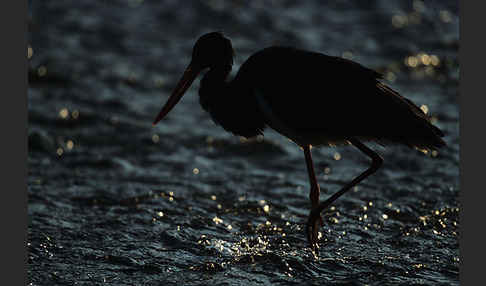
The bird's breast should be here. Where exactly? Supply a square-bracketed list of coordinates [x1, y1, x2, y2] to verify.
[199, 82, 266, 138]
[253, 89, 355, 147]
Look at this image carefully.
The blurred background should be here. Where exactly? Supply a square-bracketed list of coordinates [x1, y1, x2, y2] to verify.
[28, 1, 459, 285]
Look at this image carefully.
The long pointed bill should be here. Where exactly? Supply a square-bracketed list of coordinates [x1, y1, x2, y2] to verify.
[152, 64, 201, 125]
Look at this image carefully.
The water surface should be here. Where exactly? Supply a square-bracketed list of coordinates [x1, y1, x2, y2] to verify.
[28, 1, 459, 285]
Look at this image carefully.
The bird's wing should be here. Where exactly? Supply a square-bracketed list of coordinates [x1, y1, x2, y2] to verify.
[235, 47, 444, 148]
[237, 47, 383, 132]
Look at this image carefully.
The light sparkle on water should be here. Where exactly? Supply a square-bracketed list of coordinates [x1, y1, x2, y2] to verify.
[59, 108, 69, 119]
[263, 205, 270, 213]
[213, 216, 223, 224]
[333, 152, 341, 161]
[72, 110, 79, 119]
[28, 45, 33, 59]
[66, 140, 74, 150]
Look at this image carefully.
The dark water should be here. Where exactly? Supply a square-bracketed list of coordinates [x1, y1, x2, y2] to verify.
[28, 1, 459, 285]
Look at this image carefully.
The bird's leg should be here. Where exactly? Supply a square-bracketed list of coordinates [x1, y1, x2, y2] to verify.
[306, 138, 383, 250]
[303, 145, 324, 243]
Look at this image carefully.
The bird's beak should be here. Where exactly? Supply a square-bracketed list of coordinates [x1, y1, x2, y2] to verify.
[153, 64, 201, 125]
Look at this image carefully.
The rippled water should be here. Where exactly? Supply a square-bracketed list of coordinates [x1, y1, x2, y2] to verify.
[28, 1, 459, 285]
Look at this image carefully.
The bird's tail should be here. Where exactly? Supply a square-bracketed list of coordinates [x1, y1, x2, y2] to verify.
[376, 82, 446, 152]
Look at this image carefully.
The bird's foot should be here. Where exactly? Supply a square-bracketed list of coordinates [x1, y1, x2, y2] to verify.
[306, 208, 323, 252]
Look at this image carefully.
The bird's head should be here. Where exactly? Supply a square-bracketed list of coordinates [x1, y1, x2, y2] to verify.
[191, 31, 234, 69]
[153, 32, 234, 125]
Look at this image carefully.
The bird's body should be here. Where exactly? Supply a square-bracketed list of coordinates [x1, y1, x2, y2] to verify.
[199, 46, 444, 150]
[153, 32, 445, 250]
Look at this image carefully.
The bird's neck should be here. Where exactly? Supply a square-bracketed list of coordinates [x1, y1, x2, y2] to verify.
[199, 65, 232, 111]
[198, 64, 266, 138]
[200, 65, 232, 89]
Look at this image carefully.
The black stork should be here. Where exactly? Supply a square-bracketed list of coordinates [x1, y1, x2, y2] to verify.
[153, 32, 446, 250]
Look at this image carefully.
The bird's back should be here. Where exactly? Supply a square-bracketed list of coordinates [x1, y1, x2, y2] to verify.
[234, 47, 445, 150]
